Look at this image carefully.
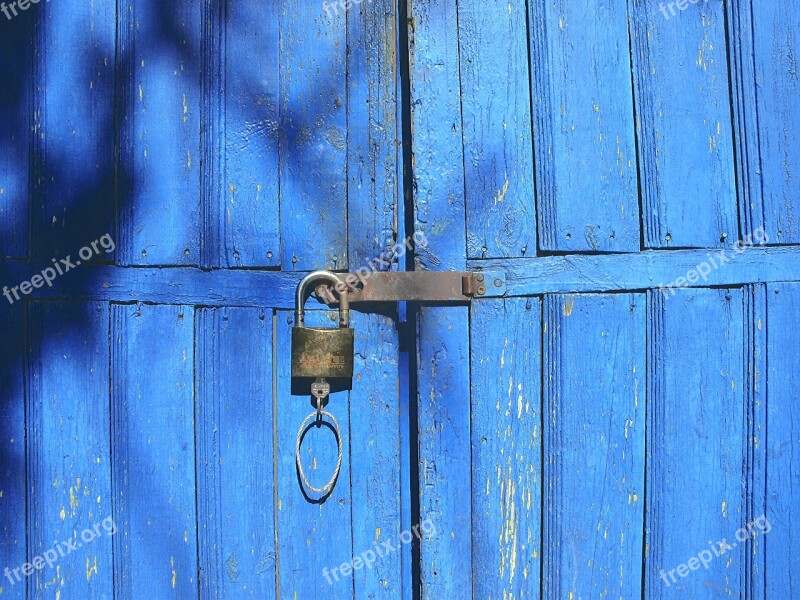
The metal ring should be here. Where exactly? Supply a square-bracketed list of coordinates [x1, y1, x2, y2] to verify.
[295, 410, 343, 498]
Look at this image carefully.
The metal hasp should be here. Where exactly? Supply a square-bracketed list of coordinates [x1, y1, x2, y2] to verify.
[315, 271, 492, 304]
[291, 270, 355, 379]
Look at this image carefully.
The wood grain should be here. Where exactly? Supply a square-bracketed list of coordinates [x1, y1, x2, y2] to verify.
[203, 0, 281, 268]
[118, 0, 202, 265]
[31, 0, 116, 260]
[630, 0, 737, 249]
[645, 289, 745, 597]
[111, 304, 198, 597]
[196, 307, 277, 598]
[279, 0, 347, 271]
[765, 283, 800, 596]
[26, 302, 113, 599]
[275, 309, 353, 598]
[460, 0, 536, 259]
[471, 298, 541, 598]
[530, 0, 640, 253]
[543, 293, 645, 598]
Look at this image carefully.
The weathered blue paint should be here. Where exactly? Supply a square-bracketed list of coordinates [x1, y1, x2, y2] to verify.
[0, 16, 31, 259]
[349, 312, 403, 598]
[645, 289, 745, 597]
[31, 0, 116, 260]
[470, 298, 541, 598]
[26, 303, 113, 599]
[765, 283, 800, 596]
[730, 0, 800, 244]
[408, 1, 473, 598]
[530, 0, 640, 253]
[279, 0, 347, 271]
[630, 0, 738, 249]
[0, 0, 798, 598]
[111, 304, 198, 596]
[202, 1, 281, 268]
[196, 307, 276, 597]
[117, 0, 202, 266]
[460, 0, 536, 259]
[543, 294, 645, 598]
[275, 309, 353, 598]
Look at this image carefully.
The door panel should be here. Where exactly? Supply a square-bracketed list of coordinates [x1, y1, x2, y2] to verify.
[529, 0, 640, 253]
[26, 303, 114, 599]
[630, 0, 738, 249]
[196, 307, 275, 598]
[111, 304, 198, 597]
[117, 0, 203, 266]
[459, 0, 537, 259]
[542, 294, 645, 598]
[470, 298, 542, 598]
[765, 283, 800, 596]
[645, 289, 746, 597]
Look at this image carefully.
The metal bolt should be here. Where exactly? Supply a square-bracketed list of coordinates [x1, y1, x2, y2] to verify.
[494, 278, 503, 288]
[477, 286, 486, 295]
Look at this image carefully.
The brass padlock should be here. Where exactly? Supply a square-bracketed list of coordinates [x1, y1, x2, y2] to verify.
[291, 270, 355, 379]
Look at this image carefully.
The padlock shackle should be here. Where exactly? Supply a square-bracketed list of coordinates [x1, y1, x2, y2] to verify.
[295, 270, 350, 328]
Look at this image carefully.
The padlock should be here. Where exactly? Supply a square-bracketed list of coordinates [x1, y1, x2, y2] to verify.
[291, 270, 355, 379]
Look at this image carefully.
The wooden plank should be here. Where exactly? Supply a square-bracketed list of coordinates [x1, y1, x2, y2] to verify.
[7, 243, 800, 307]
[630, 0, 738, 249]
[765, 283, 800, 595]
[0, 18, 32, 259]
[543, 293, 645, 598]
[279, 0, 347, 271]
[345, 4, 405, 595]
[529, 0, 639, 253]
[645, 289, 745, 597]
[727, 0, 763, 238]
[470, 298, 541, 598]
[0, 303, 25, 599]
[409, 0, 471, 595]
[471, 245, 800, 296]
[0, 262, 299, 307]
[459, 0, 536, 258]
[275, 309, 353, 598]
[203, 0, 281, 268]
[196, 307, 276, 598]
[118, 0, 202, 266]
[111, 304, 198, 597]
[349, 312, 403, 599]
[415, 306, 470, 598]
[744, 284, 767, 598]
[347, 0, 399, 268]
[732, 1, 800, 243]
[26, 302, 113, 599]
[31, 0, 116, 260]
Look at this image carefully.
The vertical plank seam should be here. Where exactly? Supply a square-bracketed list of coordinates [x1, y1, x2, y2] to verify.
[527, 0, 555, 251]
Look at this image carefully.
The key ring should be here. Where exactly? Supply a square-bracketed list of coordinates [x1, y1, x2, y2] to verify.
[295, 399, 343, 498]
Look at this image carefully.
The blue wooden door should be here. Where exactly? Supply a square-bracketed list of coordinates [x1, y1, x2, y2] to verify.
[1, 0, 799, 599]
[408, 0, 800, 597]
